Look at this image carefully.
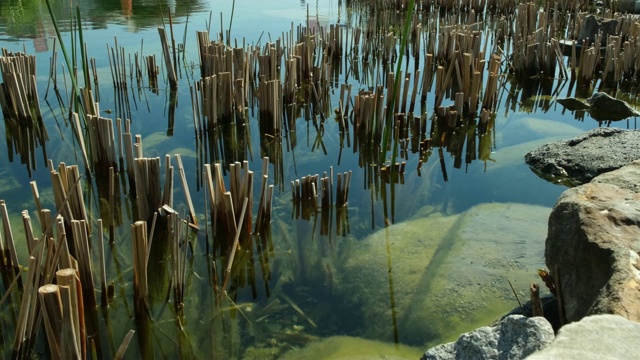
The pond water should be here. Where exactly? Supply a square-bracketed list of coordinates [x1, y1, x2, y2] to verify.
[0, 0, 636, 359]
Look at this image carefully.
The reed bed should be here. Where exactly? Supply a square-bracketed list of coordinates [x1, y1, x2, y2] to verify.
[49, 163, 90, 234]
[10, 184, 90, 358]
[133, 157, 163, 222]
[7, 1, 640, 358]
[202, 158, 276, 298]
[166, 210, 188, 313]
[0, 49, 43, 124]
[204, 158, 273, 253]
[196, 32, 250, 128]
[174, 1, 561, 177]
[291, 168, 352, 220]
[87, 114, 118, 172]
[510, 3, 565, 78]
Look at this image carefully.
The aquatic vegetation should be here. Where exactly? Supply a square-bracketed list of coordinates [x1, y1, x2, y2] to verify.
[1, 0, 638, 358]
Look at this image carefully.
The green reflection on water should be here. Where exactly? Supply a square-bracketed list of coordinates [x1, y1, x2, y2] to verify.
[0, 0, 44, 39]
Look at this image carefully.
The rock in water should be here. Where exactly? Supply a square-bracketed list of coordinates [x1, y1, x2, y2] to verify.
[545, 161, 640, 322]
[527, 315, 640, 360]
[422, 315, 554, 360]
[525, 128, 640, 185]
[556, 97, 590, 111]
[586, 92, 640, 121]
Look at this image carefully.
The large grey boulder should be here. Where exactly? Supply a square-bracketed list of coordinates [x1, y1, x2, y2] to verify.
[422, 315, 554, 360]
[545, 161, 640, 323]
[524, 128, 640, 185]
[526, 314, 640, 359]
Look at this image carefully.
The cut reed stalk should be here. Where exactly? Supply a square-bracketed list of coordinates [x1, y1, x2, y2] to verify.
[220, 197, 249, 294]
[131, 221, 149, 304]
[158, 27, 178, 89]
[55, 268, 84, 358]
[0, 200, 19, 272]
[70, 220, 97, 308]
[133, 157, 162, 221]
[38, 284, 64, 360]
[175, 154, 198, 228]
[97, 219, 107, 307]
[12, 256, 39, 358]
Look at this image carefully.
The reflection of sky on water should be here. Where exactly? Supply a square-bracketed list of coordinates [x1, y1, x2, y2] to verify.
[0, 0, 621, 238]
[0, 0, 339, 52]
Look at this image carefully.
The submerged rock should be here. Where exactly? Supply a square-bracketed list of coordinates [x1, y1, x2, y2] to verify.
[527, 315, 640, 360]
[338, 213, 458, 344]
[556, 92, 640, 122]
[422, 315, 554, 360]
[556, 97, 590, 111]
[545, 161, 640, 323]
[525, 128, 640, 185]
[338, 203, 549, 347]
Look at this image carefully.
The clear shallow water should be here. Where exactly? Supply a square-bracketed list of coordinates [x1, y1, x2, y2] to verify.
[0, 1, 634, 359]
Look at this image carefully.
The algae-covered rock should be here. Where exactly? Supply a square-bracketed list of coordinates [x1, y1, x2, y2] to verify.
[338, 213, 458, 343]
[339, 203, 549, 347]
[279, 335, 423, 360]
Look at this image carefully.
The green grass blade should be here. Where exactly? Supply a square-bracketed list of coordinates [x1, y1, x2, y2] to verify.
[44, 0, 86, 122]
[379, 0, 415, 166]
[77, 5, 91, 89]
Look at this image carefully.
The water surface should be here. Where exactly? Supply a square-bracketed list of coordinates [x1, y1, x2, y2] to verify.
[0, 1, 628, 358]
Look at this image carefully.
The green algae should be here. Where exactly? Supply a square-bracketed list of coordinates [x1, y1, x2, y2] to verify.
[338, 203, 551, 347]
[279, 335, 423, 360]
[338, 213, 458, 344]
[403, 203, 550, 346]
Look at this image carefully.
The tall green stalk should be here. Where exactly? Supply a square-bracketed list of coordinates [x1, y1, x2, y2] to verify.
[77, 6, 91, 91]
[44, 0, 86, 122]
[379, 0, 415, 166]
[228, 0, 236, 46]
